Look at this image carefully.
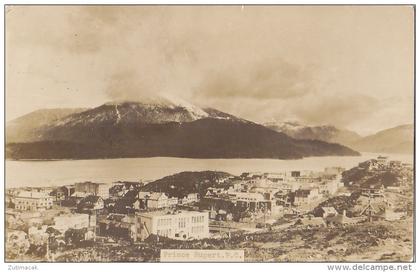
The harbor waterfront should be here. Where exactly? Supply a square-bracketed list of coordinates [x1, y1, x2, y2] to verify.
[5, 154, 414, 262]
[5, 153, 413, 188]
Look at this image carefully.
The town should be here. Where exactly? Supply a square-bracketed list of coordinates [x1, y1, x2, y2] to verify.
[5, 156, 414, 262]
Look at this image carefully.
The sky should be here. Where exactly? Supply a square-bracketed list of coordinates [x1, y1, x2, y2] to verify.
[5, 5, 414, 136]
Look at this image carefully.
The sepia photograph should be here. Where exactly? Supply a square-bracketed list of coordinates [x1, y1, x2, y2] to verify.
[3, 4, 415, 265]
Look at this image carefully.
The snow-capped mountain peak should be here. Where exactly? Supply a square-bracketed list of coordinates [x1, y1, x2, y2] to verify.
[158, 93, 209, 119]
[45, 95, 240, 129]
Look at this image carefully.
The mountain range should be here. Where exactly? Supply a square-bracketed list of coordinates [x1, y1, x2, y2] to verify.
[264, 121, 362, 146]
[350, 124, 414, 154]
[265, 122, 413, 154]
[6, 97, 359, 160]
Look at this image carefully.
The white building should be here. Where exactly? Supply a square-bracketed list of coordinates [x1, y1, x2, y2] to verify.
[74, 182, 111, 199]
[265, 173, 286, 182]
[230, 192, 271, 211]
[138, 192, 178, 209]
[136, 210, 209, 241]
[319, 179, 341, 195]
[181, 193, 199, 204]
[13, 191, 53, 211]
[230, 192, 265, 202]
[206, 187, 229, 197]
[321, 207, 338, 218]
[97, 183, 112, 199]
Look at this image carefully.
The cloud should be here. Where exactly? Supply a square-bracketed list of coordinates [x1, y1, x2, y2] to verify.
[5, 6, 414, 135]
[194, 57, 315, 100]
[200, 93, 380, 128]
[289, 94, 380, 126]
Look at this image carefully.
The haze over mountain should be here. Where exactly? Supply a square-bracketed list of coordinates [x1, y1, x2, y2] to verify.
[264, 121, 362, 146]
[350, 124, 414, 154]
[6, 108, 88, 143]
[6, 97, 359, 160]
[264, 121, 413, 154]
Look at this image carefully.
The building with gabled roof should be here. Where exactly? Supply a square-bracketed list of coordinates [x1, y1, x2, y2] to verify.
[75, 181, 112, 199]
[293, 188, 320, 206]
[321, 207, 338, 218]
[77, 195, 104, 212]
[138, 191, 178, 210]
[13, 191, 53, 211]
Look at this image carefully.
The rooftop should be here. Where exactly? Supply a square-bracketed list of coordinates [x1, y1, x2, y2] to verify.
[138, 191, 169, 200]
[75, 181, 109, 185]
[138, 209, 207, 218]
[71, 191, 91, 198]
[16, 191, 51, 199]
[321, 207, 338, 214]
[295, 189, 313, 197]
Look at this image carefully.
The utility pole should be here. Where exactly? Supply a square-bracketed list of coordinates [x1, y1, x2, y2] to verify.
[360, 189, 376, 222]
[46, 232, 52, 261]
[46, 236, 50, 261]
[263, 204, 266, 226]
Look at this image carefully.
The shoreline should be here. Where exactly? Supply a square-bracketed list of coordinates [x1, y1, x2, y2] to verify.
[5, 153, 413, 189]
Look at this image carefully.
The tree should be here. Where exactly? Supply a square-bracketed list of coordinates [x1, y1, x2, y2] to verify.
[64, 228, 86, 246]
[6, 231, 30, 260]
[46, 227, 62, 253]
